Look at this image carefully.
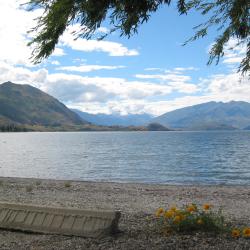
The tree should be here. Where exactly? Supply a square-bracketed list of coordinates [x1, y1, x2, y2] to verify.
[25, 0, 249, 75]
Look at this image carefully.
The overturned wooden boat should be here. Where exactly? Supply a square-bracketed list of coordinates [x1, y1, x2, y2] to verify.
[0, 202, 121, 238]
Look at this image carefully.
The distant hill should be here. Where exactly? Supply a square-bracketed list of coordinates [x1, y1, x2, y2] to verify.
[244, 125, 250, 130]
[0, 82, 152, 132]
[151, 101, 250, 130]
[3, 82, 249, 132]
[0, 81, 87, 128]
[72, 109, 153, 126]
[147, 123, 171, 131]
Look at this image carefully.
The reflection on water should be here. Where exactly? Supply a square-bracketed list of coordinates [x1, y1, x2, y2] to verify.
[0, 131, 250, 185]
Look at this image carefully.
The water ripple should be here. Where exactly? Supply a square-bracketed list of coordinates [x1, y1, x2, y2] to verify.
[0, 131, 250, 185]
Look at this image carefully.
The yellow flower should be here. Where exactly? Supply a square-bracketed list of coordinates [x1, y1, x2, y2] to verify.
[243, 228, 250, 238]
[170, 206, 178, 212]
[156, 208, 164, 217]
[175, 209, 181, 215]
[231, 229, 240, 238]
[164, 210, 174, 218]
[203, 203, 212, 210]
[197, 219, 203, 225]
[173, 215, 182, 224]
[186, 204, 196, 213]
[179, 214, 186, 220]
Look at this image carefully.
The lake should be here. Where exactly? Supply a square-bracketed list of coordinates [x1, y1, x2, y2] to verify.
[0, 131, 250, 185]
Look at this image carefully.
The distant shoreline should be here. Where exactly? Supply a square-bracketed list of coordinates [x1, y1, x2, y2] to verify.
[0, 123, 173, 132]
[1, 176, 250, 186]
[1, 129, 250, 133]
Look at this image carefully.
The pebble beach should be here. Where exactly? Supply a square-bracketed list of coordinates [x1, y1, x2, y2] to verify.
[0, 177, 250, 249]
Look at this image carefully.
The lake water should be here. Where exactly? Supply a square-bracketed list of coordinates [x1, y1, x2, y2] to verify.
[0, 131, 250, 185]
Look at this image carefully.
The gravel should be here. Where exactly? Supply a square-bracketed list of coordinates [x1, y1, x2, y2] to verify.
[0, 177, 250, 250]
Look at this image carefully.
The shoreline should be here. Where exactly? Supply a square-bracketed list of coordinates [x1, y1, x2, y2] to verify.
[1, 176, 250, 187]
[1, 176, 250, 216]
[0, 177, 250, 249]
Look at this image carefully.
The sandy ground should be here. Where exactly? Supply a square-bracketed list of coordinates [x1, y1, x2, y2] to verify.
[0, 177, 250, 249]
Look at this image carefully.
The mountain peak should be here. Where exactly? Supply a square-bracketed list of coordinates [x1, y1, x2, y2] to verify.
[0, 82, 87, 127]
[152, 101, 250, 130]
[2, 81, 14, 86]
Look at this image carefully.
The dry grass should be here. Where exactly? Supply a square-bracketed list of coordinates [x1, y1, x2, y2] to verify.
[25, 185, 33, 192]
[64, 181, 71, 188]
[35, 180, 42, 186]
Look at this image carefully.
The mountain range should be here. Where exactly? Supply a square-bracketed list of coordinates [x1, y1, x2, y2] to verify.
[73, 101, 250, 130]
[1, 81, 250, 131]
[72, 109, 153, 126]
[0, 82, 154, 131]
[151, 101, 250, 130]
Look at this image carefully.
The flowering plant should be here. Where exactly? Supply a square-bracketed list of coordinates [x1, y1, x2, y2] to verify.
[155, 203, 250, 238]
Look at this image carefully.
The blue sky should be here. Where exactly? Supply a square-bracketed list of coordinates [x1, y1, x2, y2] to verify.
[0, 1, 248, 116]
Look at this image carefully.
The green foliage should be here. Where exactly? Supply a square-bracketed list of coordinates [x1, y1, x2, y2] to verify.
[25, 0, 249, 75]
[155, 204, 228, 235]
[185, 0, 249, 75]
[155, 204, 250, 239]
[0, 124, 28, 132]
[171, 209, 226, 233]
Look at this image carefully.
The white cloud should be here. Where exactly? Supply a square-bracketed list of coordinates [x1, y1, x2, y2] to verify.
[0, 61, 48, 87]
[135, 71, 199, 94]
[208, 38, 247, 66]
[0, 63, 176, 112]
[0, 0, 134, 76]
[148, 73, 250, 115]
[52, 48, 65, 57]
[42, 74, 174, 101]
[57, 64, 125, 73]
[96, 27, 110, 34]
[50, 60, 60, 65]
[144, 67, 163, 71]
[144, 67, 198, 73]
[0, 0, 64, 67]
[60, 25, 139, 56]
[223, 57, 242, 64]
[0, 61, 249, 116]
[173, 67, 199, 71]
[0, 2, 248, 117]
[0, 0, 40, 66]
[135, 73, 192, 82]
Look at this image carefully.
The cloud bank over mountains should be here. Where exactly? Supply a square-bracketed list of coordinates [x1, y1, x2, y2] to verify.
[0, 0, 248, 116]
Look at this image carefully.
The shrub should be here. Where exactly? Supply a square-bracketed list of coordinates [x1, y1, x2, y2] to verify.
[64, 181, 71, 188]
[155, 203, 227, 235]
[155, 204, 250, 239]
[25, 185, 33, 192]
[35, 180, 42, 186]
